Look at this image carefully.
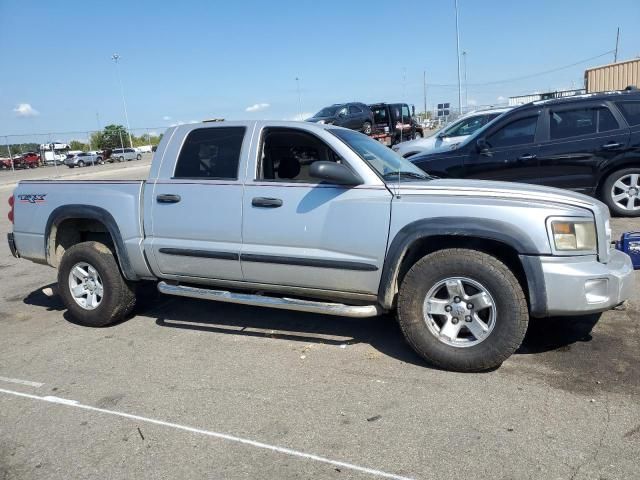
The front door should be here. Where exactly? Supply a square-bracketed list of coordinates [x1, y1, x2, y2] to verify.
[465, 113, 542, 183]
[536, 104, 630, 194]
[146, 125, 249, 281]
[241, 126, 392, 295]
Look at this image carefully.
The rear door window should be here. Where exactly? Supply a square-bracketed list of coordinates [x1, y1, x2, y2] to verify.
[597, 107, 620, 132]
[487, 116, 538, 148]
[348, 105, 362, 114]
[174, 127, 245, 179]
[549, 108, 597, 139]
[615, 101, 640, 126]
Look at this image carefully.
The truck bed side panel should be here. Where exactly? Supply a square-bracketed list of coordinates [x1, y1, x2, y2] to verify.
[12, 180, 152, 278]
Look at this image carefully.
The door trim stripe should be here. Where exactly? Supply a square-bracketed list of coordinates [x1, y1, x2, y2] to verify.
[158, 248, 239, 261]
[240, 254, 378, 271]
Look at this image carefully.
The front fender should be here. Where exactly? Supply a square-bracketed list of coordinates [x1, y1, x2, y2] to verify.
[377, 217, 544, 311]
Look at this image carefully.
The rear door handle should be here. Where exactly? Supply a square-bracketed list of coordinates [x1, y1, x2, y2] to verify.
[518, 154, 537, 161]
[602, 142, 622, 149]
[156, 194, 181, 204]
[252, 197, 283, 208]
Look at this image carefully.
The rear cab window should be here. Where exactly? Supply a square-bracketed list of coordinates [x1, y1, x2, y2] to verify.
[174, 127, 245, 179]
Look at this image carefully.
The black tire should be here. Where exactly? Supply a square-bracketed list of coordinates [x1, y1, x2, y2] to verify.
[67, 165, 74, 168]
[601, 168, 640, 217]
[414, 130, 423, 139]
[119, 156, 125, 162]
[362, 122, 372, 135]
[136, 154, 142, 161]
[97, 157, 104, 165]
[57, 241, 136, 327]
[397, 248, 529, 372]
[77, 160, 85, 167]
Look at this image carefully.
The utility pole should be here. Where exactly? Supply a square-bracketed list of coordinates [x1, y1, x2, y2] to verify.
[111, 54, 134, 148]
[614, 27, 620, 62]
[463, 51, 468, 112]
[454, 0, 463, 115]
[423, 70, 427, 121]
[295, 77, 302, 121]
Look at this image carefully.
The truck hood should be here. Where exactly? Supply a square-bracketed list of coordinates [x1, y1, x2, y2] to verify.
[394, 134, 467, 156]
[397, 178, 607, 214]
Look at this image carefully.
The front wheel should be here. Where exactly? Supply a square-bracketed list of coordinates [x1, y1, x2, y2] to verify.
[601, 168, 640, 217]
[57, 241, 136, 327]
[136, 154, 142, 161]
[361, 122, 372, 135]
[118, 156, 125, 162]
[77, 160, 85, 167]
[397, 248, 529, 372]
[414, 130, 423, 139]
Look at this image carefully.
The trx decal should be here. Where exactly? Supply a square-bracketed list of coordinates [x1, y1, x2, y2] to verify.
[18, 194, 47, 204]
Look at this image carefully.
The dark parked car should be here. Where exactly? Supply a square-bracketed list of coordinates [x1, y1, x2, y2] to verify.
[306, 102, 374, 134]
[410, 90, 640, 216]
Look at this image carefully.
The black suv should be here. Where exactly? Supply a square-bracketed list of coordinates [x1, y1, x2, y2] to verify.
[410, 90, 640, 216]
[306, 102, 374, 134]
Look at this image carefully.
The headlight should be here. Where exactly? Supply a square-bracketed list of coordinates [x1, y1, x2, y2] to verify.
[549, 219, 597, 252]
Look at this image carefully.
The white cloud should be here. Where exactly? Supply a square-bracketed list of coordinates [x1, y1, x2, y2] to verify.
[13, 103, 39, 117]
[284, 112, 313, 121]
[162, 115, 172, 121]
[246, 103, 270, 112]
[467, 99, 478, 106]
[497, 96, 506, 102]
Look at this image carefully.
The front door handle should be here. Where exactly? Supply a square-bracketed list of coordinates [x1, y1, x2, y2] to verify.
[252, 197, 283, 208]
[517, 154, 537, 161]
[602, 142, 622, 149]
[156, 194, 181, 204]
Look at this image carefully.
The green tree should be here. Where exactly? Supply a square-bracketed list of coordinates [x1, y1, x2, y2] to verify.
[98, 125, 131, 149]
[69, 140, 88, 151]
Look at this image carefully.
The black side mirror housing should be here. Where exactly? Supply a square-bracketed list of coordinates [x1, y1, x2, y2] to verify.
[476, 138, 492, 156]
[309, 161, 363, 186]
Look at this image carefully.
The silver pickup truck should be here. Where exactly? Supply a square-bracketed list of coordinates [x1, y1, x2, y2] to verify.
[7, 121, 634, 371]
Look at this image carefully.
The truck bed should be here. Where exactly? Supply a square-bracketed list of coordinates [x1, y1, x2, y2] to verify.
[12, 180, 146, 273]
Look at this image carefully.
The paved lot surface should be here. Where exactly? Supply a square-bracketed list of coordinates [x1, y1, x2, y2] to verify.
[0, 164, 639, 479]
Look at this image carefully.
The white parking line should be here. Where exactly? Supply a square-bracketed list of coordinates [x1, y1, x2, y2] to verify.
[0, 387, 414, 480]
[0, 376, 44, 388]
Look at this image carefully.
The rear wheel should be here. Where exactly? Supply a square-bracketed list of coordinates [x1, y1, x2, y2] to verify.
[58, 241, 136, 327]
[397, 248, 529, 372]
[362, 122, 372, 135]
[77, 160, 85, 167]
[118, 156, 125, 162]
[414, 130, 423, 139]
[136, 154, 142, 161]
[601, 168, 640, 217]
[97, 157, 104, 165]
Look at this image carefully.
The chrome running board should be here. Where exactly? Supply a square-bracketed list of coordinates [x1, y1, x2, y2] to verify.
[157, 281, 382, 318]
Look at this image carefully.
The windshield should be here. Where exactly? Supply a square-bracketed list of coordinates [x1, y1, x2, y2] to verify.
[329, 128, 431, 181]
[314, 106, 339, 117]
[440, 112, 501, 138]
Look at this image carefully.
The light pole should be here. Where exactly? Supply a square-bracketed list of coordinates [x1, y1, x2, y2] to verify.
[462, 50, 468, 112]
[111, 54, 134, 148]
[295, 77, 302, 121]
[454, 0, 463, 115]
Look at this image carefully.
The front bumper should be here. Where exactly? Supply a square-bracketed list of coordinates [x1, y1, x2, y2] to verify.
[7, 232, 19, 258]
[538, 249, 634, 316]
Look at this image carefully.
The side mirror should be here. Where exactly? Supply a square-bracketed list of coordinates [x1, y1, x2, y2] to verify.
[309, 161, 363, 186]
[337, 109, 347, 118]
[476, 138, 492, 156]
[411, 105, 415, 116]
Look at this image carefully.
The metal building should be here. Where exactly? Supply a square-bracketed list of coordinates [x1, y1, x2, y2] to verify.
[508, 89, 585, 106]
[585, 58, 640, 93]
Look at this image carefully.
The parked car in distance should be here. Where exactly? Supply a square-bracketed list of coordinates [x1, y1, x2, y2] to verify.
[10, 152, 41, 169]
[8, 121, 634, 372]
[110, 147, 142, 162]
[0, 157, 14, 169]
[64, 152, 104, 168]
[410, 90, 640, 217]
[393, 107, 512, 158]
[306, 103, 374, 134]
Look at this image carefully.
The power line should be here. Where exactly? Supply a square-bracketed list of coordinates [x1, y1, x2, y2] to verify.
[427, 50, 615, 87]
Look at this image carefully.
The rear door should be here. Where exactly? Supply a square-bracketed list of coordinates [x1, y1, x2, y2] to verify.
[535, 102, 630, 194]
[464, 111, 543, 183]
[147, 124, 249, 281]
[348, 104, 364, 129]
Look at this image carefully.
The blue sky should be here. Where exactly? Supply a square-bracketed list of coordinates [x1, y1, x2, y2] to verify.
[1, 0, 639, 139]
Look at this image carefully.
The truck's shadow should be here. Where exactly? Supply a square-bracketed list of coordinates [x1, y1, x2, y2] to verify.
[24, 284, 601, 368]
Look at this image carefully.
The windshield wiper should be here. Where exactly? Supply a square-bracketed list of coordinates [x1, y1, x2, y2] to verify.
[383, 171, 430, 180]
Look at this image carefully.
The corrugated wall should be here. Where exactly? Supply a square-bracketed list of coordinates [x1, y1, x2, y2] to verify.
[585, 59, 640, 93]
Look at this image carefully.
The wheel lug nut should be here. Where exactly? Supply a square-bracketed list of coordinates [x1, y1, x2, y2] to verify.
[445, 305, 452, 312]
[467, 303, 473, 309]
[465, 315, 472, 322]
[454, 297, 461, 303]
[452, 317, 459, 324]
